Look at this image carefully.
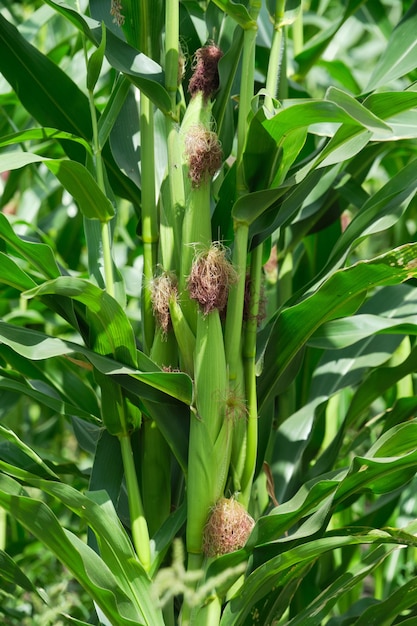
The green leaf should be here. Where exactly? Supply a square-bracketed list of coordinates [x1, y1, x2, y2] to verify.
[0, 153, 115, 223]
[0, 13, 140, 206]
[46, 160, 115, 222]
[98, 75, 132, 148]
[325, 158, 417, 271]
[0, 548, 43, 596]
[0, 128, 92, 154]
[99, 27, 171, 113]
[232, 187, 288, 226]
[258, 244, 417, 410]
[344, 346, 417, 429]
[325, 87, 390, 132]
[366, 3, 417, 91]
[0, 321, 192, 405]
[0, 213, 60, 280]
[0, 252, 37, 291]
[60, 616, 93, 626]
[108, 83, 141, 190]
[310, 310, 417, 349]
[0, 14, 91, 148]
[0, 466, 153, 605]
[219, 531, 403, 626]
[23, 277, 138, 365]
[210, 0, 256, 29]
[246, 481, 339, 549]
[0, 474, 162, 626]
[243, 107, 307, 192]
[44, 0, 171, 112]
[285, 550, 388, 626]
[0, 378, 100, 426]
[86, 21, 106, 92]
[364, 91, 417, 120]
[354, 574, 417, 625]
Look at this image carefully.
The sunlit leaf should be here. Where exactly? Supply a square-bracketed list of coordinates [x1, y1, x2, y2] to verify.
[258, 244, 417, 410]
[0, 474, 162, 625]
[366, 3, 417, 91]
[210, 0, 256, 28]
[0, 321, 192, 405]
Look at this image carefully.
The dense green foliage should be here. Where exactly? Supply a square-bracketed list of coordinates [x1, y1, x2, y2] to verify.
[2, 0, 417, 624]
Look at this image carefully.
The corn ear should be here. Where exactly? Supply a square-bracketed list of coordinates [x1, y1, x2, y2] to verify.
[186, 310, 230, 555]
[180, 91, 213, 141]
[168, 295, 196, 376]
[179, 91, 215, 291]
[180, 184, 212, 294]
[150, 326, 178, 369]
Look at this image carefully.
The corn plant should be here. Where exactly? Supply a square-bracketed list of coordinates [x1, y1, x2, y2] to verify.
[2, 0, 417, 624]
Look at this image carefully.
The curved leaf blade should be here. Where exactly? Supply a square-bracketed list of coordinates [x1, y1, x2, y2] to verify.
[258, 244, 417, 410]
[0, 549, 42, 596]
[0, 321, 192, 405]
[210, 0, 256, 28]
[0, 475, 152, 626]
[0, 13, 140, 205]
[44, 0, 171, 112]
[366, 3, 417, 91]
[46, 160, 115, 222]
[0, 213, 60, 280]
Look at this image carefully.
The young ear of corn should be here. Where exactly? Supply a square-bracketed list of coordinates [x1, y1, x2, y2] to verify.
[178, 95, 216, 333]
[178, 45, 223, 331]
[186, 309, 232, 557]
[143, 281, 180, 536]
[168, 294, 196, 377]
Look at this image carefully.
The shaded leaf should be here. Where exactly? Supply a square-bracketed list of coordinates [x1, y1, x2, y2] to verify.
[87, 21, 106, 91]
[0, 548, 44, 597]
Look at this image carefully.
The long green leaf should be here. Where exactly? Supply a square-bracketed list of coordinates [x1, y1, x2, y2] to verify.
[210, 0, 256, 28]
[258, 244, 417, 410]
[46, 160, 115, 221]
[366, 2, 417, 91]
[0, 474, 154, 626]
[354, 574, 417, 625]
[0, 213, 60, 280]
[0, 13, 140, 205]
[0, 252, 37, 291]
[0, 548, 44, 597]
[0, 379, 99, 425]
[0, 321, 192, 405]
[0, 153, 115, 222]
[219, 531, 406, 626]
[44, 0, 171, 112]
[24, 277, 137, 365]
[0, 128, 92, 154]
[285, 549, 389, 626]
